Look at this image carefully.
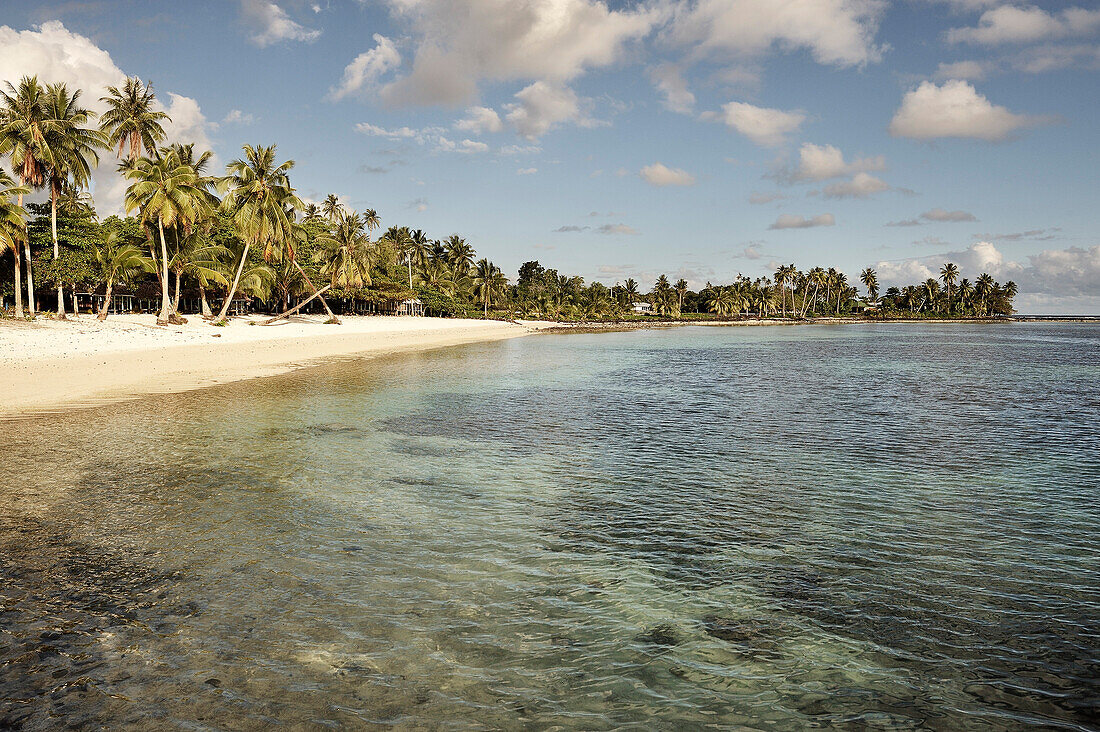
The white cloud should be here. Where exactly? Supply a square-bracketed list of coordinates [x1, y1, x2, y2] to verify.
[749, 192, 786, 204]
[777, 142, 886, 183]
[822, 172, 890, 199]
[889, 80, 1047, 142]
[667, 0, 886, 67]
[933, 59, 988, 80]
[454, 106, 503, 134]
[516, 167, 538, 175]
[354, 122, 420, 138]
[0, 21, 214, 215]
[922, 207, 976, 222]
[505, 82, 594, 140]
[1013, 43, 1100, 73]
[435, 136, 489, 154]
[240, 0, 321, 47]
[947, 6, 1100, 46]
[330, 34, 401, 100]
[769, 213, 836, 229]
[640, 162, 696, 187]
[718, 101, 805, 147]
[223, 109, 255, 124]
[875, 241, 1100, 308]
[374, 0, 661, 106]
[499, 144, 542, 155]
[650, 64, 695, 114]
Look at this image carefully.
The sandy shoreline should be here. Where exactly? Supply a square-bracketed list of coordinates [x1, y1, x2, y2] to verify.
[0, 314, 538, 420]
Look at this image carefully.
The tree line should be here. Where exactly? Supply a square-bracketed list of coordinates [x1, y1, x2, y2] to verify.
[0, 75, 1015, 325]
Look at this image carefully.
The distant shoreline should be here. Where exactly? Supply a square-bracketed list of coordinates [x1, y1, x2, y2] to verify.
[1, 314, 1092, 420]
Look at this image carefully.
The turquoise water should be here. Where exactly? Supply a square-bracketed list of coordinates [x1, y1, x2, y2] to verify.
[2, 323, 1098, 730]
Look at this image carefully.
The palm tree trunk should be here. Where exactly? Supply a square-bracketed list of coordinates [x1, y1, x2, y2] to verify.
[12, 246, 23, 318]
[199, 283, 212, 318]
[290, 259, 339, 324]
[98, 280, 113, 321]
[261, 284, 332, 325]
[16, 192, 35, 316]
[156, 218, 172, 325]
[171, 270, 182, 314]
[215, 241, 251, 324]
[51, 187, 65, 319]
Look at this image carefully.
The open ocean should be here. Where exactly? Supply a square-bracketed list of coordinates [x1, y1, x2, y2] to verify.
[2, 323, 1098, 730]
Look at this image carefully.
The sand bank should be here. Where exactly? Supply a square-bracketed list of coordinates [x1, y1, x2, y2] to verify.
[0, 314, 536, 419]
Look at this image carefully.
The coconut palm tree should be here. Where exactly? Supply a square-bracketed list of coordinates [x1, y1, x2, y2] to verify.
[316, 211, 374, 290]
[0, 171, 29, 316]
[124, 150, 207, 324]
[860, 267, 879, 305]
[93, 230, 153, 320]
[41, 82, 106, 318]
[361, 208, 380, 234]
[472, 258, 505, 316]
[975, 273, 994, 316]
[321, 193, 342, 223]
[443, 234, 474, 280]
[0, 75, 49, 315]
[674, 278, 688, 314]
[706, 285, 735, 316]
[168, 229, 229, 316]
[99, 77, 169, 162]
[215, 144, 304, 323]
[940, 262, 959, 314]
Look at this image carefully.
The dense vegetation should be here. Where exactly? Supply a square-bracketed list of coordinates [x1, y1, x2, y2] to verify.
[0, 75, 1016, 324]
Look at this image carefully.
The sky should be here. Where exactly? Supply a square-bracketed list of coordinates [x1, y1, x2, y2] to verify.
[0, 0, 1098, 313]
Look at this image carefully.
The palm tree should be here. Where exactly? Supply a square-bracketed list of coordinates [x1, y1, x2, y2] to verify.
[706, 285, 735, 316]
[302, 202, 321, 221]
[975, 273, 994, 316]
[443, 234, 475, 280]
[674, 278, 688, 314]
[42, 82, 105, 317]
[169, 229, 229, 316]
[472, 258, 505, 316]
[0, 171, 29, 316]
[0, 76, 50, 315]
[940, 262, 959, 314]
[623, 278, 639, 306]
[215, 144, 304, 323]
[94, 231, 153, 320]
[321, 193, 343, 223]
[860, 267, 879, 305]
[124, 150, 207, 324]
[99, 77, 169, 162]
[316, 211, 374, 290]
[361, 208, 381, 234]
[409, 228, 431, 276]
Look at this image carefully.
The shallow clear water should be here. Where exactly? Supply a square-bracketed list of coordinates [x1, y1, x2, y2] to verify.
[2, 323, 1098, 730]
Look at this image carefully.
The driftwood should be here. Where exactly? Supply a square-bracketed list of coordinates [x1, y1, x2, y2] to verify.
[261, 285, 333, 325]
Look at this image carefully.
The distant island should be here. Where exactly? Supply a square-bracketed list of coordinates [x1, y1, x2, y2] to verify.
[1, 75, 1016, 325]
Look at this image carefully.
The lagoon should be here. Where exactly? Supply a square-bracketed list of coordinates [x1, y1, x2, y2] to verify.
[2, 323, 1098, 729]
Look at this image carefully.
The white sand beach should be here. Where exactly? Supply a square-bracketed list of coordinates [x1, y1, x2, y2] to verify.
[0, 314, 537, 419]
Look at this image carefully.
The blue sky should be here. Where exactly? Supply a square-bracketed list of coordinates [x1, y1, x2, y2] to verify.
[1, 0, 1098, 312]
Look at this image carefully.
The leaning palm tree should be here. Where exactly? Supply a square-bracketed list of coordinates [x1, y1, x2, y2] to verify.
[42, 82, 106, 318]
[124, 150, 207, 324]
[93, 231, 153, 320]
[215, 144, 304, 323]
[940, 262, 959, 314]
[99, 77, 169, 162]
[0, 75, 50, 315]
[0, 171, 29, 316]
